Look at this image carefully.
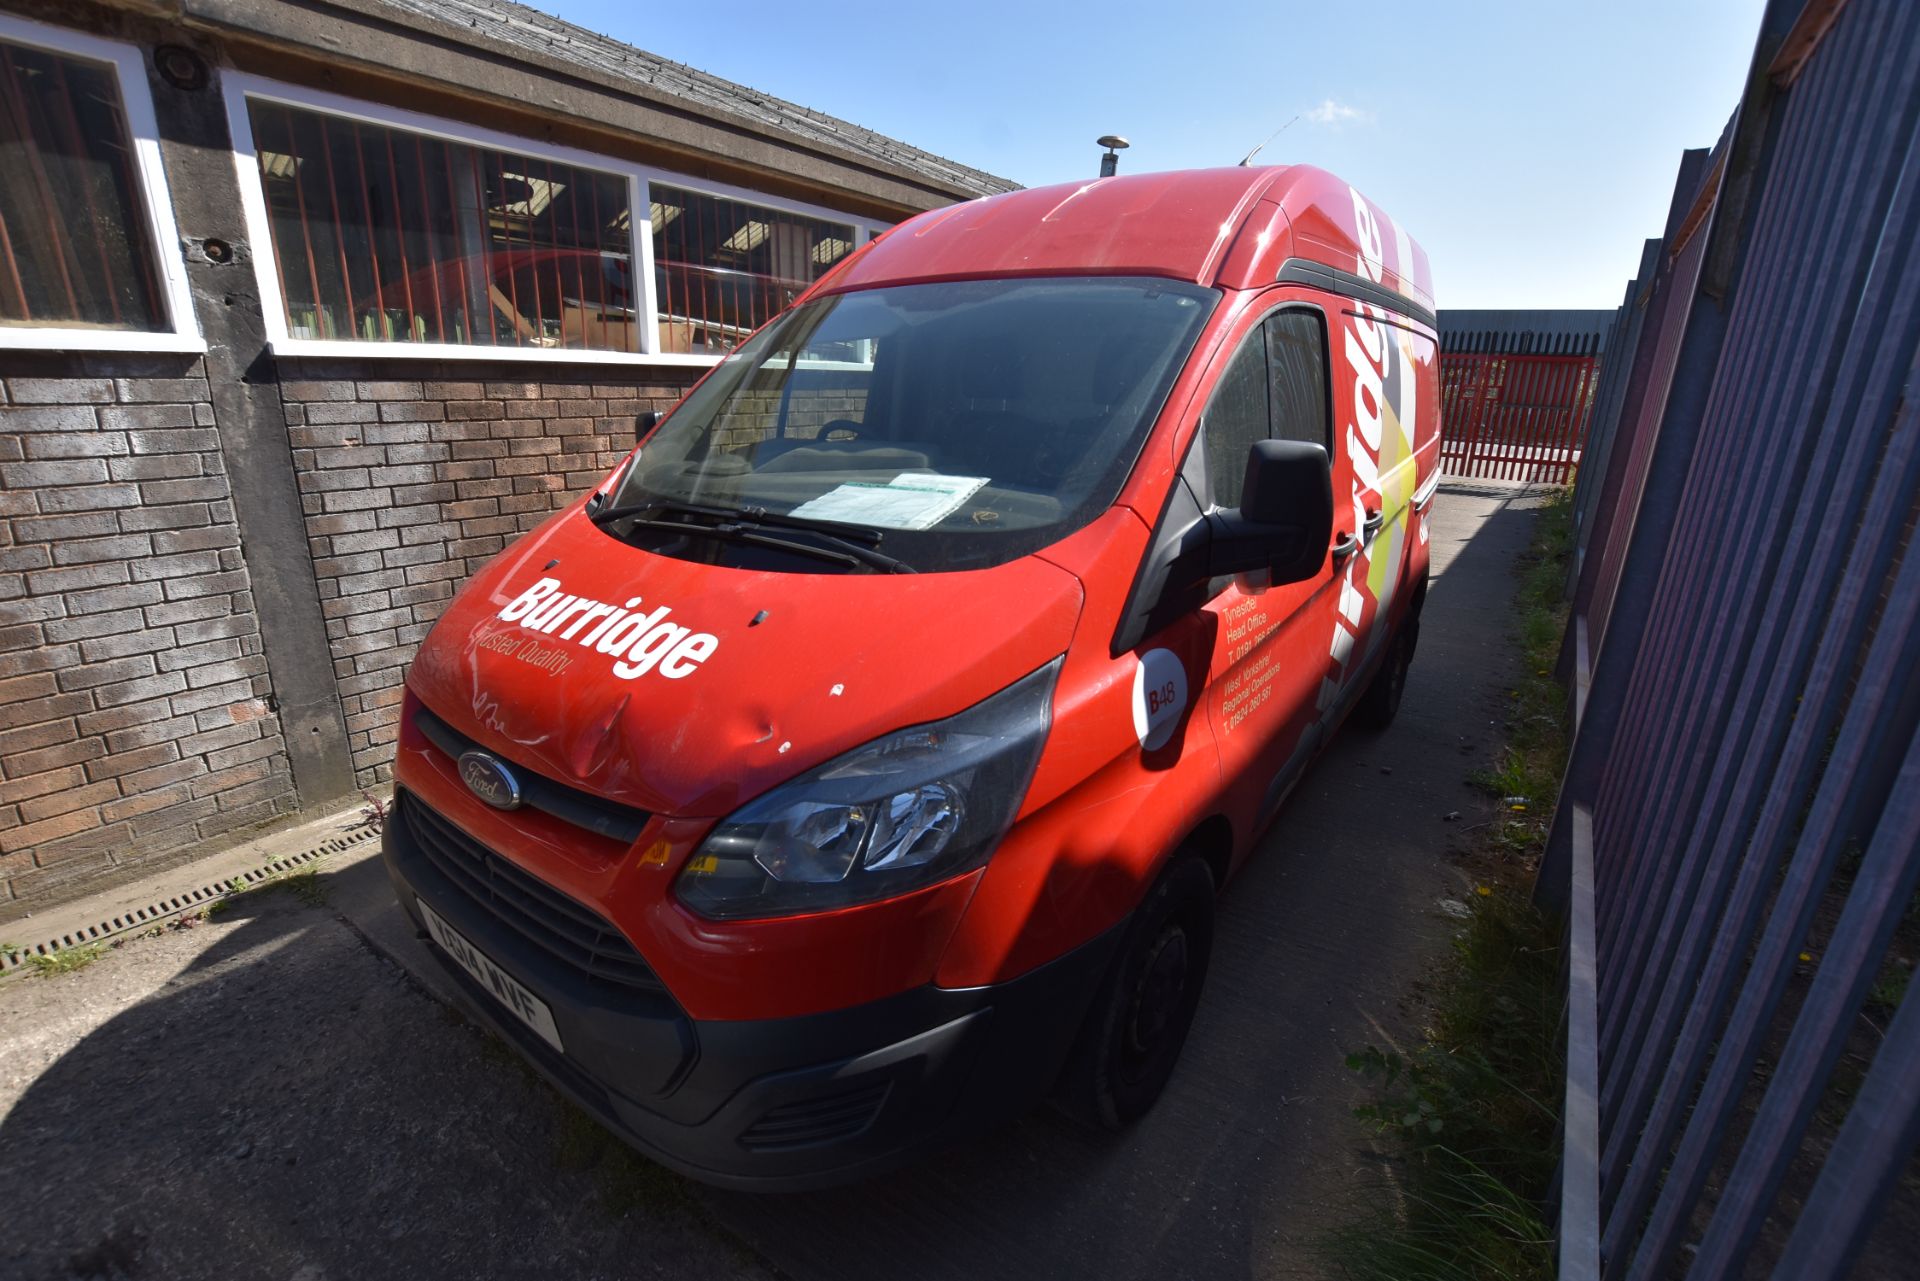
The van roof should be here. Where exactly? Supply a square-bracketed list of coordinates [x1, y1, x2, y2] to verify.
[819, 165, 1435, 320]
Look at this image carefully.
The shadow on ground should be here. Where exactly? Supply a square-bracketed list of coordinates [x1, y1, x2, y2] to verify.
[0, 482, 1544, 1281]
[0, 862, 757, 1281]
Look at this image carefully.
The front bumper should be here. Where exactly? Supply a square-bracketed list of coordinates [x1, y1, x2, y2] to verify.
[382, 791, 1119, 1191]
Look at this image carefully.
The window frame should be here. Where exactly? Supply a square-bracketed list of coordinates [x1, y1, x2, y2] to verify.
[1198, 300, 1333, 508]
[1198, 322, 1271, 511]
[0, 13, 202, 354]
[222, 73, 879, 368]
[1263, 304, 1334, 450]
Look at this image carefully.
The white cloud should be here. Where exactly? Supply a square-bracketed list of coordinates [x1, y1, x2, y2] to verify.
[1307, 98, 1373, 127]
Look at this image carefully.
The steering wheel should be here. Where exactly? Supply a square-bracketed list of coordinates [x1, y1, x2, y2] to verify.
[820, 418, 862, 442]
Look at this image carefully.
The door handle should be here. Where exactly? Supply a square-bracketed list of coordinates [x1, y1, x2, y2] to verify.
[1363, 507, 1385, 539]
[1331, 531, 1359, 562]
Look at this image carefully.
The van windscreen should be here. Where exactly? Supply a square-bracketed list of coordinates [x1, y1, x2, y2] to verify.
[601, 277, 1216, 573]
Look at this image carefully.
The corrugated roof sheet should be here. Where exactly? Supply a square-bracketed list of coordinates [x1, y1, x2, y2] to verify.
[375, 0, 1019, 200]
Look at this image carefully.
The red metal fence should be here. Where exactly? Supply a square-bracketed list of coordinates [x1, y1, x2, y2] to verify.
[1438, 328, 1605, 484]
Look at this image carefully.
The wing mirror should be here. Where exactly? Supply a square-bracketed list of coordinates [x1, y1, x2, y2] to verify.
[635, 409, 659, 443]
[1206, 440, 1333, 586]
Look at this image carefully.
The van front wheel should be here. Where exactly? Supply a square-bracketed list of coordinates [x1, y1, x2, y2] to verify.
[1057, 855, 1215, 1131]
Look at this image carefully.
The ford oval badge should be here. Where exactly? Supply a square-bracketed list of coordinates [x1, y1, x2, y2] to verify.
[458, 750, 523, 811]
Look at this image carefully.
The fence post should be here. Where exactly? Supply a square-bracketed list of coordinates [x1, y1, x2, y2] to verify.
[1565, 238, 1659, 597]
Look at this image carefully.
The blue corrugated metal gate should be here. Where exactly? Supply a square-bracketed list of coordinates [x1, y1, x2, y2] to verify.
[1541, 0, 1920, 1276]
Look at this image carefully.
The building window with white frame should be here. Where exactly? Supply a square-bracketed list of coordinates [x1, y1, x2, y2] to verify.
[244, 98, 638, 354]
[651, 184, 855, 356]
[0, 27, 189, 343]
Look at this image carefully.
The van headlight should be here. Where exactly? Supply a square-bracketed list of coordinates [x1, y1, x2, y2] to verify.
[675, 658, 1061, 919]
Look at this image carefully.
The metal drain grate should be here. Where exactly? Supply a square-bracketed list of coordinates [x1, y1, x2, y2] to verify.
[0, 824, 381, 976]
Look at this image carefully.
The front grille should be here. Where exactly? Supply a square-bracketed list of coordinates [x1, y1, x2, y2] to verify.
[738, 1080, 892, 1152]
[403, 794, 665, 994]
[410, 702, 650, 845]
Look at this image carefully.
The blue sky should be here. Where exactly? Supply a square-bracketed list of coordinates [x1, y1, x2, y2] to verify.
[537, 0, 1764, 310]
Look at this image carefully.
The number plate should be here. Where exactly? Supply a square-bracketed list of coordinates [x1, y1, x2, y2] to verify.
[417, 897, 564, 1053]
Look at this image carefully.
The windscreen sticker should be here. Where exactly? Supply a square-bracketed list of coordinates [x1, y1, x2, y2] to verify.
[1132, 648, 1189, 751]
[788, 472, 987, 530]
[495, 578, 719, 681]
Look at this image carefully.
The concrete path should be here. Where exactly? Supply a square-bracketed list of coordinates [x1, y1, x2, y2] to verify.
[0, 480, 1542, 1281]
[0, 865, 762, 1281]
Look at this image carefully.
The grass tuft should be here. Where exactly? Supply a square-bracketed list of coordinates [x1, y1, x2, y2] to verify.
[1328, 889, 1564, 1280]
[27, 941, 110, 978]
[204, 866, 331, 918]
[1867, 956, 1912, 1014]
[203, 876, 252, 919]
[279, 868, 330, 908]
[1323, 485, 1576, 1280]
[1467, 487, 1575, 862]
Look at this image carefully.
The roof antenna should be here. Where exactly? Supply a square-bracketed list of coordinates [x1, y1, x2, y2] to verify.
[1097, 135, 1129, 177]
[1238, 115, 1300, 167]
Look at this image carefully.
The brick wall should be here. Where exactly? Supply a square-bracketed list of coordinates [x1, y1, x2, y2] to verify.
[0, 355, 297, 913]
[276, 362, 701, 787]
[710, 382, 870, 451]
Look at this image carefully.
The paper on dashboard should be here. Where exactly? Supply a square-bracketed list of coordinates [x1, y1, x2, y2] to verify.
[789, 472, 988, 530]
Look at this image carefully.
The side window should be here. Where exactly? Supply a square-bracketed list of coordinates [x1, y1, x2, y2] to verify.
[1202, 330, 1268, 507]
[1265, 309, 1331, 446]
[1201, 306, 1331, 506]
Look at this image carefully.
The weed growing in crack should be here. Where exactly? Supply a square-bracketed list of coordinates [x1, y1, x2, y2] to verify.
[28, 942, 110, 978]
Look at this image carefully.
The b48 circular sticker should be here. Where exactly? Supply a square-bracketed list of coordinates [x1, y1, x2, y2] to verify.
[1132, 648, 1188, 751]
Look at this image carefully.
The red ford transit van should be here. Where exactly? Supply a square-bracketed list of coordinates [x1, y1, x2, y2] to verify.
[383, 165, 1440, 1190]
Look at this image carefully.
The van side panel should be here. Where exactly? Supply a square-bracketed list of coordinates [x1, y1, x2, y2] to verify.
[934, 510, 1225, 989]
[934, 311, 1240, 989]
[1307, 299, 1428, 726]
[938, 282, 1440, 987]
[1366, 311, 1439, 621]
[1405, 320, 1441, 606]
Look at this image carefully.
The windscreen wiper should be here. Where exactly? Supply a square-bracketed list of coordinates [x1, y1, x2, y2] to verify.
[594, 497, 882, 542]
[592, 499, 914, 574]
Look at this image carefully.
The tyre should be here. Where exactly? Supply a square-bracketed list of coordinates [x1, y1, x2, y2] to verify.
[1057, 855, 1215, 1131]
[1353, 619, 1418, 730]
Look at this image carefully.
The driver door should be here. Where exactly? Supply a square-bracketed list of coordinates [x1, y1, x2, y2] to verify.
[1199, 294, 1354, 832]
